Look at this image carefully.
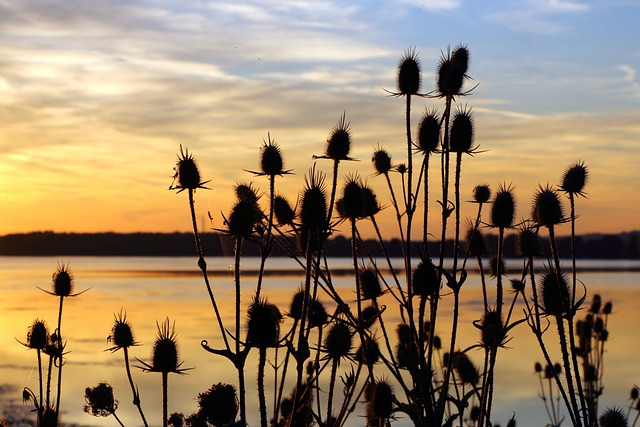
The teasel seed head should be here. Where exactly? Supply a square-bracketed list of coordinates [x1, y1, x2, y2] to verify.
[299, 166, 328, 231]
[108, 310, 137, 352]
[480, 309, 506, 349]
[554, 362, 562, 375]
[371, 380, 394, 420]
[437, 46, 467, 97]
[532, 184, 564, 227]
[26, 319, 49, 350]
[288, 289, 305, 320]
[325, 112, 352, 161]
[396, 324, 412, 346]
[197, 383, 239, 427]
[52, 263, 73, 297]
[324, 322, 353, 362]
[590, 294, 602, 314]
[452, 44, 470, 75]
[544, 364, 554, 379]
[138, 318, 188, 375]
[470, 406, 480, 422]
[603, 301, 613, 315]
[235, 182, 261, 205]
[510, 279, 525, 293]
[356, 337, 380, 366]
[360, 267, 382, 300]
[452, 352, 479, 385]
[560, 160, 588, 197]
[338, 175, 365, 220]
[540, 269, 571, 317]
[397, 48, 421, 96]
[516, 226, 541, 258]
[247, 297, 282, 349]
[449, 106, 474, 154]
[308, 298, 328, 329]
[395, 163, 407, 175]
[465, 225, 487, 257]
[412, 258, 439, 297]
[227, 199, 261, 238]
[630, 386, 639, 400]
[473, 184, 491, 204]
[260, 135, 285, 176]
[361, 185, 381, 217]
[84, 382, 118, 417]
[599, 407, 628, 427]
[491, 184, 516, 229]
[416, 109, 440, 154]
[274, 194, 296, 226]
[171, 145, 208, 192]
[534, 362, 543, 373]
[372, 147, 392, 175]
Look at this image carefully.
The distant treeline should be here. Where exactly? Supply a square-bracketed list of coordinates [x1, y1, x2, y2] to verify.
[0, 231, 638, 259]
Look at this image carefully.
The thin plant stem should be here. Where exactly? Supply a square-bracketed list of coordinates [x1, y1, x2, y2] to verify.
[234, 237, 247, 426]
[55, 295, 64, 413]
[162, 371, 168, 427]
[113, 411, 125, 427]
[258, 347, 268, 427]
[123, 346, 148, 427]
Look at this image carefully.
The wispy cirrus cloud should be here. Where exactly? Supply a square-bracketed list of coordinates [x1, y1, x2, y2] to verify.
[486, 0, 590, 34]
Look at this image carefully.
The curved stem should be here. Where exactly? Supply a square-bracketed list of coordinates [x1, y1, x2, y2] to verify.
[123, 347, 148, 426]
[55, 295, 64, 412]
[258, 347, 268, 427]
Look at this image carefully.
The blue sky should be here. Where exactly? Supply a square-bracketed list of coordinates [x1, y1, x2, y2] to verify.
[0, 0, 638, 235]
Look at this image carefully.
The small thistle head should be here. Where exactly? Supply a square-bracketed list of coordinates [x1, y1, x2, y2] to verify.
[516, 226, 541, 258]
[171, 145, 207, 192]
[630, 386, 639, 400]
[397, 48, 421, 96]
[590, 294, 602, 314]
[599, 407, 628, 427]
[227, 199, 261, 238]
[324, 322, 353, 362]
[356, 337, 380, 366]
[26, 319, 49, 350]
[560, 161, 588, 197]
[370, 380, 394, 420]
[337, 175, 365, 220]
[109, 310, 137, 352]
[437, 46, 468, 97]
[299, 166, 328, 231]
[412, 258, 439, 298]
[540, 269, 571, 317]
[197, 383, 239, 427]
[84, 382, 118, 417]
[142, 318, 185, 374]
[52, 263, 73, 297]
[491, 184, 516, 229]
[510, 279, 525, 293]
[532, 184, 564, 227]
[288, 289, 305, 320]
[308, 298, 328, 328]
[452, 44, 470, 75]
[359, 305, 380, 329]
[360, 267, 382, 300]
[603, 301, 613, 315]
[260, 135, 285, 176]
[274, 195, 296, 226]
[325, 113, 352, 161]
[372, 147, 392, 175]
[452, 352, 479, 385]
[480, 310, 506, 349]
[449, 106, 474, 154]
[473, 184, 491, 204]
[235, 182, 261, 205]
[396, 324, 412, 346]
[395, 163, 407, 175]
[416, 109, 440, 154]
[465, 226, 487, 257]
[534, 362, 543, 373]
[247, 298, 282, 349]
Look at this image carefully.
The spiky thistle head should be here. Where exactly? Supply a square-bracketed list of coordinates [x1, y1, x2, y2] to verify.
[397, 47, 421, 96]
[273, 194, 296, 226]
[516, 224, 541, 258]
[139, 318, 188, 375]
[299, 166, 328, 231]
[449, 106, 475, 154]
[324, 322, 353, 362]
[437, 45, 469, 97]
[52, 262, 74, 297]
[308, 297, 328, 329]
[451, 351, 479, 385]
[532, 184, 565, 228]
[25, 319, 49, 350]
[247, 297, 282, 349]
[473, 184, 491, 204]
[84, 382, 118, 417]
[360, 266, 382, 300]
[196, 383, 239, 427]
[491, 183, 516, 229]
[599, 407, 628, 427]
[560, 160, 588, 197]
[170, 145, 209, 192]
[260, 134, 285, 176]
[359, 305, 380, 329]
[416, 109, 440, 154]
[465, 225, 487, 258]
[108, 310, 137, 352]
[480, 309, 506, 349]
[361, 184, 382, 218]
[288, 289, 305, 320]
[336, 175, 365, 220]
[370, 379, 394, 420]
[412, 258, 439, 298]
[372, 146, 392, 175]
[235, 182, 261, 205]
[226, 199, 262, 239]
[324, 112, 352, 161]
[540, 268, 571, 317]
[356, 337, 380, 366]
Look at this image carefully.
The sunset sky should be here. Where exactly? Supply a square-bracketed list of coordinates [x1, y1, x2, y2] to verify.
[1, 0, 638, 238]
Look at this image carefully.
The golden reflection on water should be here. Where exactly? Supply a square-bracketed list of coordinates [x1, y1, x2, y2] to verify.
[1, 259, 639, 427]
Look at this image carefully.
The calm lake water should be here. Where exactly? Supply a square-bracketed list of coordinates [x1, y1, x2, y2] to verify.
[1, 256, 639, 426]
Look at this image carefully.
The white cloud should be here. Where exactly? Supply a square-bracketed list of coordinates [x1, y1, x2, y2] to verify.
[487, 0, 590, 34]
[616, 64, 637, 82]
[395, 0, 461, 10]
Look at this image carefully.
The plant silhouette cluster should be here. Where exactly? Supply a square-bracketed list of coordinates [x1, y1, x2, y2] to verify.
[12, 45, 638, 427]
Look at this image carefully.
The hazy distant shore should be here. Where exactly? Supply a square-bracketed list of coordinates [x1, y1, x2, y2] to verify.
[0, 231, 638, 259]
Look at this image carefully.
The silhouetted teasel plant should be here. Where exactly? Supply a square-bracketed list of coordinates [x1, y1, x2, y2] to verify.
[162, 44, 632, 427]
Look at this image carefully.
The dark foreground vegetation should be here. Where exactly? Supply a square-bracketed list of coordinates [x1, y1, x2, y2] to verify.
[1, 231, 639, 259]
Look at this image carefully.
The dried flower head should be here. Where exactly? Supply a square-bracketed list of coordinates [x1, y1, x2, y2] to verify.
[247, 298, 282, 349]
[516, 225, 541, 258]
[360, 267, 382, 300]
[452, 351, 479, 385]
[260, 134, 285, 176]
[560, 160, 588, 197]
[138, 318, 188, 374]
[196, 383, 239, 427]
[372, 146, 392, 175]
[25, 319, 49, 350]
[361, 185, 382, 218]
[170, 145, 209, 192]
[299, 166, 328, 231]
[324, 322, 353, 362]
[356, 337, 380, 366]
[437, 45, 470, 97]
[599, 407, 628, 427]
[540, 269, 571, 317]
[288, 289, 305, 320]
[416, 109, 440, 154]
[274, 195, 296, 226]
[359, 305, 380, 329]
[465, 225, 487, 257]
[52, 263, 73, 297]
[370, 380, 394, 420]
[323, 112, 352, 161]
[84, 382, 118, 417]
[473, 184, 491, 204]
[108, 310, 137, 352]
[412, 258, 439, 297]
[480, 310, 506, 349]
[338, 175, 365, 220]
[308, 298, 328, 328]
[491, 184, 516, 229]
[532, 184, 564, 227]
[397, 48, 421, 96]
[226, 199, 262, 238]
[449, 106, 475, 154]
